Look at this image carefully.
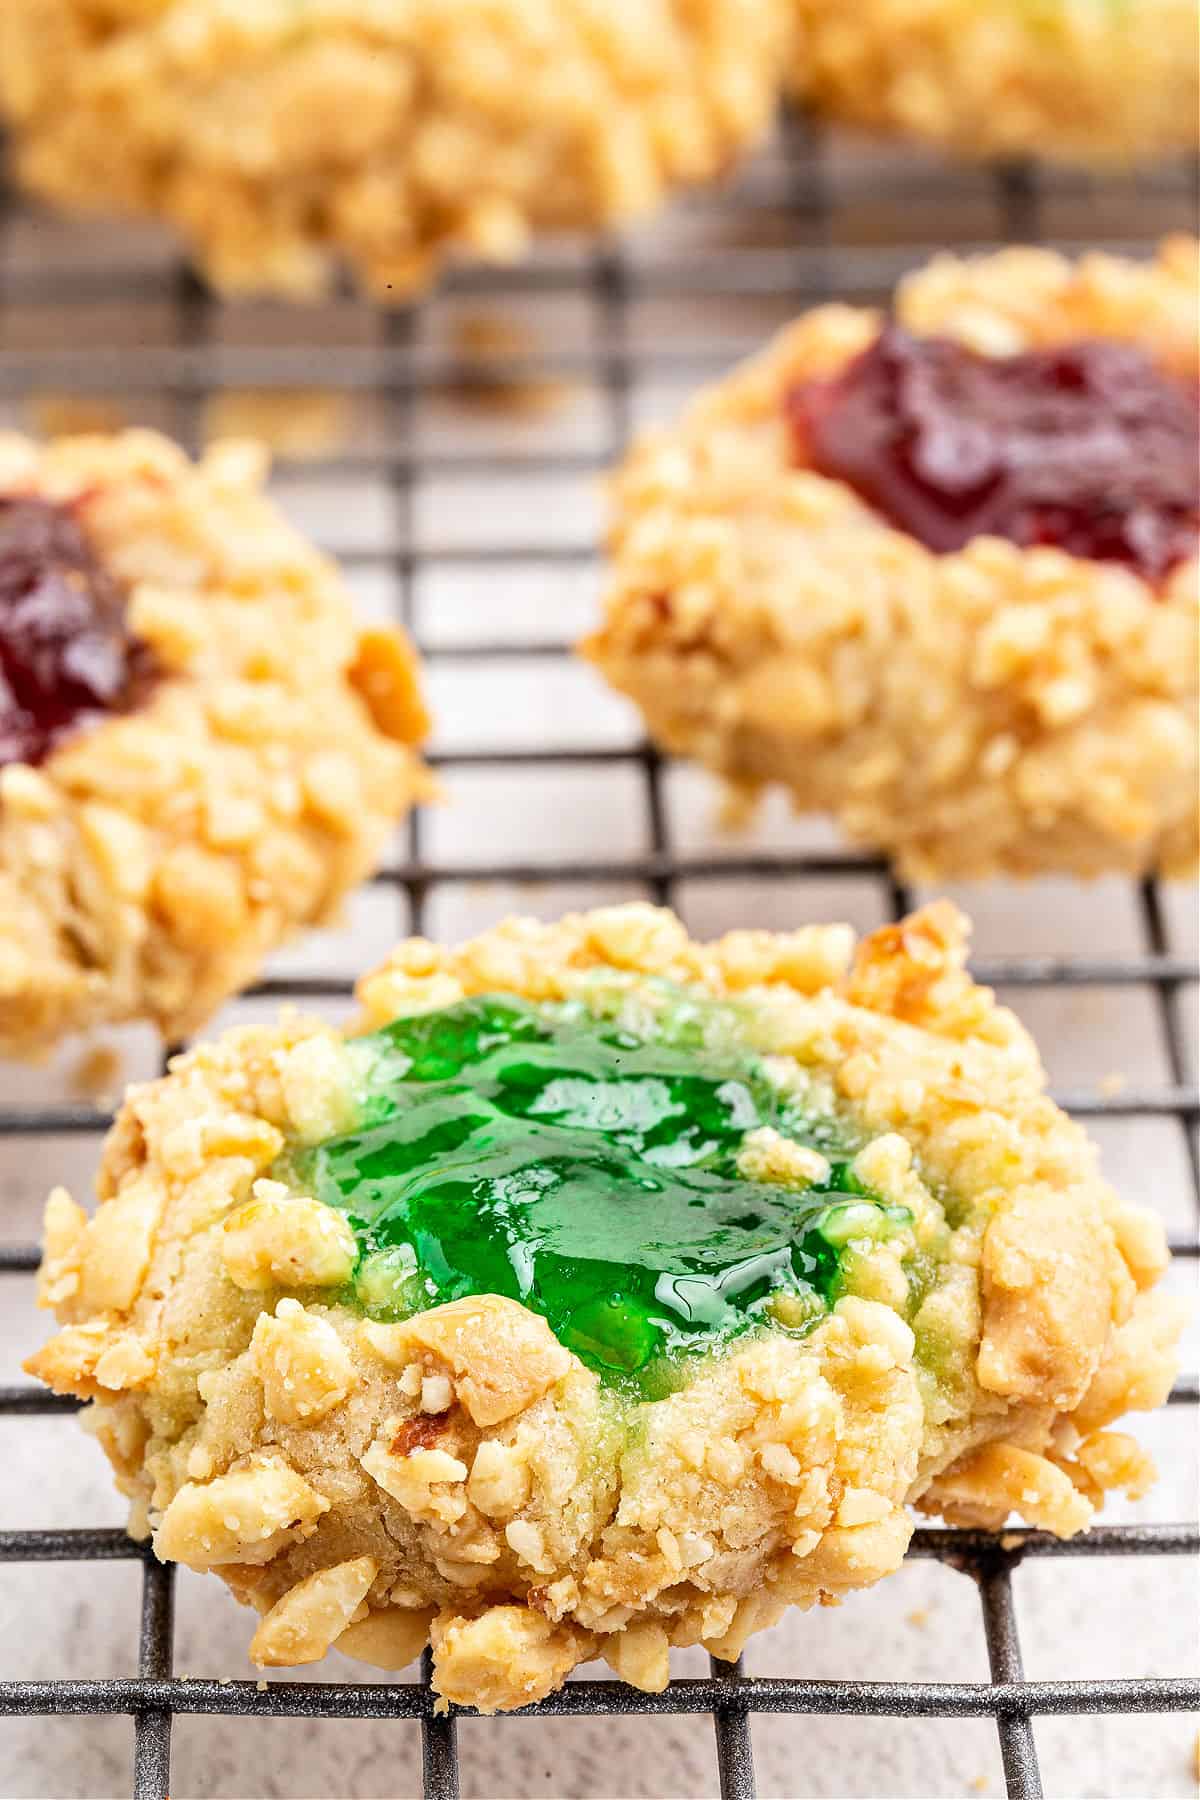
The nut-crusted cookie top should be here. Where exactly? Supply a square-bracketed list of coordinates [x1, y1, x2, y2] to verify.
[26, 903, 1182, 1711]
[0, 431, 429, 1054]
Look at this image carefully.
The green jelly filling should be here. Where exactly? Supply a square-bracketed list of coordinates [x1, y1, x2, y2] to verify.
[292, 992, 909, 1390]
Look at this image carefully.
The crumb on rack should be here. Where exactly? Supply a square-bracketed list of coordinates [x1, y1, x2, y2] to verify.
[27, 393, 128, 438]
[445, 313, 571, 418]
[68, 1044, 124, 1107]
[202, 389, 350, 460]
[717, 781, 762, 834]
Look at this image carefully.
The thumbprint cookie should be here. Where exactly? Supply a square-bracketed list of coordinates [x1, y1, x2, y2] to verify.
[0, 431, 429, 1057]
[584, 239, 1199, 879]
[26, 902, 1183, 1710]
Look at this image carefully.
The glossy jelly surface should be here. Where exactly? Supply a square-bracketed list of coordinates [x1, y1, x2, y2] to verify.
[787, 326, 1199, 583]
[0, 496, 157, 768]
[297, 993, 908, 1390]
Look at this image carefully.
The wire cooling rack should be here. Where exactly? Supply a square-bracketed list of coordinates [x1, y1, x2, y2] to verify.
[0, 113, 1197, 1800]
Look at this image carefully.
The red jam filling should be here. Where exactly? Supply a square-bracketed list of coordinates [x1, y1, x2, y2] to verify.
[786, 326, 1200, 584]
[0, 497, 157, 768]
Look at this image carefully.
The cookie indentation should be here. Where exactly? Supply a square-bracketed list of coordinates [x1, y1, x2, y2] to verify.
[788, 326, 1200, 582]
[0, 496, 156, 767]
[291, 992, 911, 1389]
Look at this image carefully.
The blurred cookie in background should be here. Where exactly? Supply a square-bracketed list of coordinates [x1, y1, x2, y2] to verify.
[789, 0, 1200, 163]
[0, 0, 789, 300]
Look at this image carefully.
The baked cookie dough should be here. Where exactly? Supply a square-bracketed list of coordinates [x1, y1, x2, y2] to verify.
[790, 0, 1200, 163]
[0, 0, 788, 300]
[0, 431, 429, 1057]
[27, 901, 1183, 1712]
[584, 239, 1199, 880]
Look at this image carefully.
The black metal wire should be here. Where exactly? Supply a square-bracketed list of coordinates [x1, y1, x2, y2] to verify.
[0, 114, 1196, 1800]
[977, 1557, 1043, 1800]
[133, 1562, 175, 1800]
